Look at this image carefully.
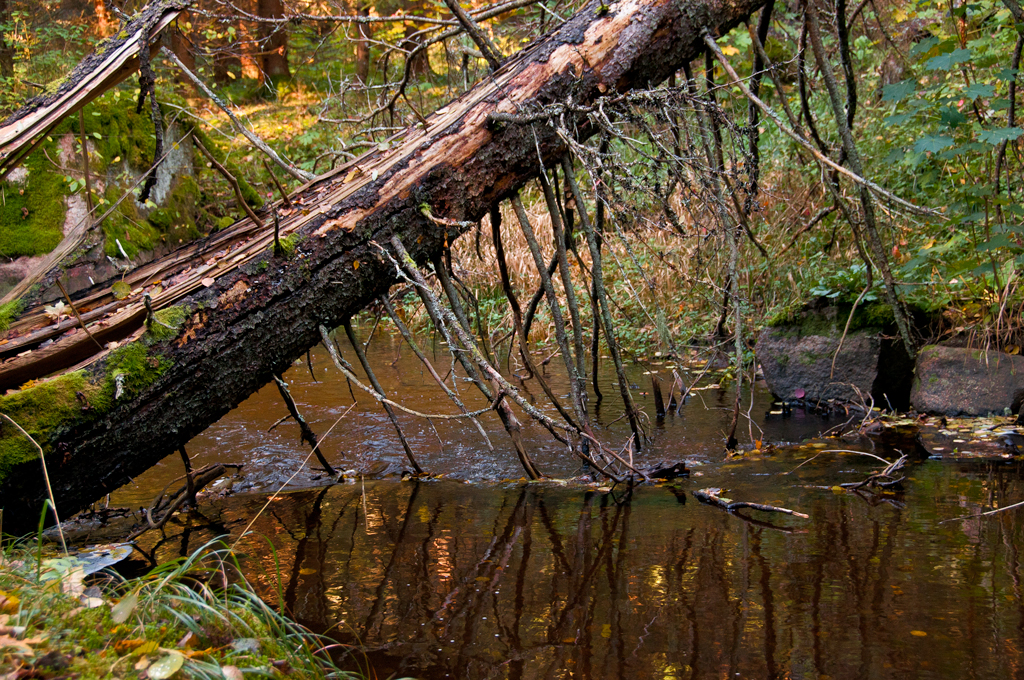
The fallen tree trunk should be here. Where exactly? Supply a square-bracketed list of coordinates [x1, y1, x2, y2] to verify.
[0, 0, 764, 533]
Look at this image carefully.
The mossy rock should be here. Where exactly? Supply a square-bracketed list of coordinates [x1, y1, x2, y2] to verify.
[0, 138, 69, 259]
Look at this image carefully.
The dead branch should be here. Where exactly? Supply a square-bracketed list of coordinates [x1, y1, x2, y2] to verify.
[693, 487, 810, 519]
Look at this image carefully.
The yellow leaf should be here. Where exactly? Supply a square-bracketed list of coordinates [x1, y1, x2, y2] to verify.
[353, 261, 360, 270]
[910, 630, 928, 637]
[721, 45, 740, 56]
[0, 590, 19, 614]
[299, 568, 317, 575]
[344, 167, 362, 183]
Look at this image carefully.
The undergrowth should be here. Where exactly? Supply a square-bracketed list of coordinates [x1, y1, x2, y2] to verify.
[0, 537, 361, 679]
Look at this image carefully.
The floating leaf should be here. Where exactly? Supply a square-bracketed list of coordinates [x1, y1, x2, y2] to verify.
[147, 651, 185, 679]
[299, 568, 317, 575]
[111, 592, 138, 624]
[910, 630, 928, 637]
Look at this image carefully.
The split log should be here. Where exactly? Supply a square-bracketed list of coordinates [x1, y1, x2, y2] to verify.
[0, 0, 765, 533]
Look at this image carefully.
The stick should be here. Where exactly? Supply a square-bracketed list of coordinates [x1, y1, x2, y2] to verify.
[0, 414, 67, 553]
[273, 374, 337, 475]
[693, 487, 809, 519]
[55, 279, 103, 350]
[343, 319, 423, 474]
[261, 158, 292, 206]
[702, 33, 941, 219]
[165, 51, 313, 182]
[193, 136, 265, 230]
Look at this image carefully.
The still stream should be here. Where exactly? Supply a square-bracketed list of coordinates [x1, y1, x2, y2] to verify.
[107, 330, 1024, 679]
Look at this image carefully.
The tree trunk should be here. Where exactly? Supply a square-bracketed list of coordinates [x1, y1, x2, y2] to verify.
[0, 0, 764, 533]
[0, 0, 15, 79]
[258, 0, 291, 87]
[355, 0, 372, 83]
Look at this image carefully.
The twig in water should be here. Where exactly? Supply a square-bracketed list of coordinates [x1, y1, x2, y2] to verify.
[231, 404, 356, 550]
[693, 487, 809, 519]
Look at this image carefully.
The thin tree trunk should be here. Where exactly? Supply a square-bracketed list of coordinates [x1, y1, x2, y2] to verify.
[258, 0, 291, 88]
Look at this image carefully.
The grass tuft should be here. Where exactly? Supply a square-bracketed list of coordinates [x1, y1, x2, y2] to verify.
[0, 537, 363, 679]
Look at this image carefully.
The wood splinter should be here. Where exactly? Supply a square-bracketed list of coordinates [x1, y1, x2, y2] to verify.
[693, 487, 809, 519]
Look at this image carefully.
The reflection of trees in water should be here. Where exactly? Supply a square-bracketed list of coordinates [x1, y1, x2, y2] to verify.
[147, 476, 1024, 680]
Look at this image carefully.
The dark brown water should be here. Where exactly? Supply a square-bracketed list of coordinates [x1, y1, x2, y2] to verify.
[116, 330, 1024, 679]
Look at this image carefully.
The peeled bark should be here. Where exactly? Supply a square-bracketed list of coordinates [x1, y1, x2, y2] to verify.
[0, 0, 764, 533]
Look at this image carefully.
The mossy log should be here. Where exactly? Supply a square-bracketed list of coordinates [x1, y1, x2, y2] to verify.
[0, 0, 765, 533]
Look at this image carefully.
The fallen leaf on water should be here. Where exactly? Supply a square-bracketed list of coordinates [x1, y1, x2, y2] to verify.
[299, 568, 317, 576]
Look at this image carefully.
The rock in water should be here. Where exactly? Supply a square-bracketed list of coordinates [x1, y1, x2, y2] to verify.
[756, 303, 914, 409]
[911, 345, 1024, 416]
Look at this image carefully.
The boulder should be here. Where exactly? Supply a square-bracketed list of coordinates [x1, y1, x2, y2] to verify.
[910, 345, 1024, 416]
[756, 303, 914, 408]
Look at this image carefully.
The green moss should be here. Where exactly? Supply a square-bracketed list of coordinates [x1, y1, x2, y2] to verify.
[767, 301, 897, 337]
[102, 342, 170, 404]
[0, 139, 69, 258]
[0, 372, 99, 482]
[276, 233, 302, 258]
[146, 305, 187, 342]
[100, 184, 160, 258]
[0, 299, 23, 332]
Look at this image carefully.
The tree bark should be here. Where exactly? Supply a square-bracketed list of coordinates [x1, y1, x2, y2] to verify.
[0, 0, 765, 533]
[258, 0, 291, 86]
[0, 0, 13, 80]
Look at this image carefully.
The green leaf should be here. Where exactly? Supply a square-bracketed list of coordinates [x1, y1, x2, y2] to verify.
[111, 592, 138, 624]
[913, 135, 954, 153]
[996, 67, 1020, 82]
[147, 652, 184, 679]
[884, 113, 915, 125]
[961, 83, 994, 99]
[925, 48, 972, 71]
[978, 127, 1024, 145]
[910, 36, 940, 58]
[976, 234, 1014, 251]
[882, 78, 917, 102]
[940, 107, 967, 128]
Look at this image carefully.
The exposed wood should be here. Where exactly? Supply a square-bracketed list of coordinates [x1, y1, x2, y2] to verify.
[0, 0, 185, 174]
[0, 0, 765, 533]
